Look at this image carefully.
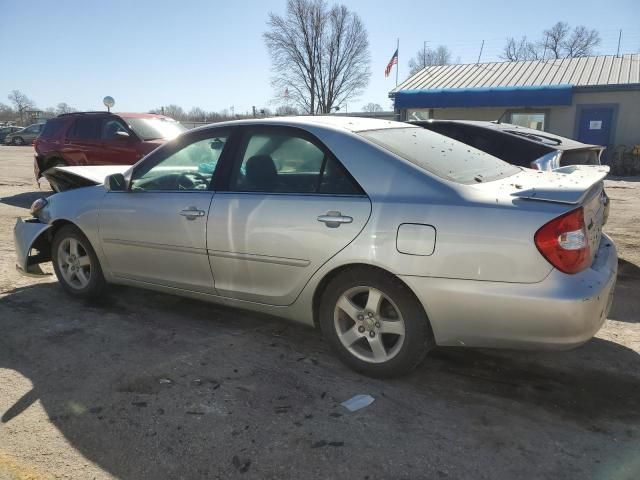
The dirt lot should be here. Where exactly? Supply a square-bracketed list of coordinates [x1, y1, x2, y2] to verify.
[0, 145, 639, 480]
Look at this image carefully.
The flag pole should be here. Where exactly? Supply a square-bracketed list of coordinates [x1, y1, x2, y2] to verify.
[395, 38, 399, 86]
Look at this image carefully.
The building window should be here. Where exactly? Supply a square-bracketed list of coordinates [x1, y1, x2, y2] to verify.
[508, 112, 547, 131]
[406, 109, 432, 121]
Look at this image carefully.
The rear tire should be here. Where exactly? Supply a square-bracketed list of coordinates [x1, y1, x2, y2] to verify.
[319, 267, 434, 378]
[51, 225, 106, 299]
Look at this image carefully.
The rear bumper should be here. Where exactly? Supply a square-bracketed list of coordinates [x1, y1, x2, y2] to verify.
[401, 234, 618, 350]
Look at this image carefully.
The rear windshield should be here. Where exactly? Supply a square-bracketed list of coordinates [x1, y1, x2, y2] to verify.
[359, 127, 520, 184]
[124, 117, 187, 141]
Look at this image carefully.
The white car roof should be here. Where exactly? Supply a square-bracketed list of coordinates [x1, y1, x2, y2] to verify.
[194, 116, 412, 133]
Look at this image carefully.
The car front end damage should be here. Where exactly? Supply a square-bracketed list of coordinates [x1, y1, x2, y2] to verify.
[14, 217, 52, 275]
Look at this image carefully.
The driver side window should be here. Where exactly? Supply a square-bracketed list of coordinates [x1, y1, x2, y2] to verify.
[131, 134, 228, 191]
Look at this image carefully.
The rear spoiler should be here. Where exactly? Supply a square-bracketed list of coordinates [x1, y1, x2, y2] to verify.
[512, 165, 609, 205]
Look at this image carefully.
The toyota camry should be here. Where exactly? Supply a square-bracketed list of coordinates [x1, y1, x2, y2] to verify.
[14, 116, 617, 377]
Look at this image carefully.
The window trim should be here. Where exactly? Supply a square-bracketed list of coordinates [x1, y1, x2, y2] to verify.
[221, 125, 366, 197]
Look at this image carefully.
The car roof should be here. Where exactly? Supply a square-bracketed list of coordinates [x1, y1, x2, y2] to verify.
[55, 111, 173, 120]
[193, 116, 412, 134]
[413, 119, 599, 150]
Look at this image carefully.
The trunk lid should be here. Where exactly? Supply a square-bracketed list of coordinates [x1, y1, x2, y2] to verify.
[472, 165, 609, 267]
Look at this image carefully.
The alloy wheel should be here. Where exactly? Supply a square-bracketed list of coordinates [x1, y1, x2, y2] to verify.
[57, 237, 92, 289]
[333, 286, 406, 364]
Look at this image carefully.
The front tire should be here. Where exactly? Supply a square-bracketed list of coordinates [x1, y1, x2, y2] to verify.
[52, 225, 106, 299]
[12, 136, 24, 146]
[319, 267, 434, 378]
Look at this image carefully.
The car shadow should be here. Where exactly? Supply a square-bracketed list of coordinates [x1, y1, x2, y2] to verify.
[1, 281, 639, 479]
[608, 259, 640, 324]
[607, 175, 640, 183]
[0, 190, 52, 209]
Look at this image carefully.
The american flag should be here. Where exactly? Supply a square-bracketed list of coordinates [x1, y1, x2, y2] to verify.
[384, 49, 398, 77]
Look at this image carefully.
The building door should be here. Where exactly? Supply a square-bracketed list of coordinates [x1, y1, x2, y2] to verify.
[576, 106, 615, 160]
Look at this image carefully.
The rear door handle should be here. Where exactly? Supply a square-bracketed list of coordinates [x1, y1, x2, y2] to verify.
[317, 211, 353, 228]
[179, 207, 205, 220]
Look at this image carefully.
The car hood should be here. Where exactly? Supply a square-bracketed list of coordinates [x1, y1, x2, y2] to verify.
[43, 165, 131, 192]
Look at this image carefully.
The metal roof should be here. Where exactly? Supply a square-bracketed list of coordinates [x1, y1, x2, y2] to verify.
[391, 54, 640, 94]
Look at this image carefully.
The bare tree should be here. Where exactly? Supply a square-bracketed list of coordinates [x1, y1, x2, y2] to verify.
[361, 102, 382, 112]
[264, 0, 370, 114]
[407, 45, 452, 75]
[0, 102, 16, 123]
[275, 105, 299, 116]
[7, 90, 35, 125]
[501, 22, 601, 61]
[558, 24, 601, 58]
[186, 107, 207, 122]
[500, 36, 540, 61]
[151, 104, 186, 120]
[55, 102, 76, 115]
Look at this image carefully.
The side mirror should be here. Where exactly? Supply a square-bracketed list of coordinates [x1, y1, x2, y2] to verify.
[104, 173, 127, 192]
[115, 130, 130, 140]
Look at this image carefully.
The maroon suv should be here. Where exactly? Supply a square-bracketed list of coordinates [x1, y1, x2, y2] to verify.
[33, 111, 187, 181]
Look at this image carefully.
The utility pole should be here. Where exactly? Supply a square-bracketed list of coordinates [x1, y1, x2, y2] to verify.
[616, 29, 622, 58]
[423, 40, 427, 67]
[476, 40, 484, 64]
[252, 106, 256, 118]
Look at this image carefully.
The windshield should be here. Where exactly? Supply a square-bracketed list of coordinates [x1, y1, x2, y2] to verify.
[359, 127, 520, 184]
[124, 117, 187, 140]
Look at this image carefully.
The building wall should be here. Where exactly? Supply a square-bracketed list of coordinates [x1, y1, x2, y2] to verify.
[402, 89, 640, 147]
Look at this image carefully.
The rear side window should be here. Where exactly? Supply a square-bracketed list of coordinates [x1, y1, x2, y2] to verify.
[230, 129, 363, 195]
[360, 127, 520, 184]
[40, 120, 65, 139]
[67, 117, 101, 140]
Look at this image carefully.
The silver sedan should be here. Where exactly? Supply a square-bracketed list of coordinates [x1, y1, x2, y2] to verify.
[14, 117, 617, 377]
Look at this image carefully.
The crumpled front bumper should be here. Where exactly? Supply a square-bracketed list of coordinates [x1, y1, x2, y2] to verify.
[14, 217, 52, 274]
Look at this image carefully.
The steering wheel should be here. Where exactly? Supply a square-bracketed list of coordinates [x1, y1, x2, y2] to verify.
[176, 171, 210, 190]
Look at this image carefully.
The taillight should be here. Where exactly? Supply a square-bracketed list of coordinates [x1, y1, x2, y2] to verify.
[534, 207, 590, 274]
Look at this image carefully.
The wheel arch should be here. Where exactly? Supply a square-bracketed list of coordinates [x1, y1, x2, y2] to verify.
[37, 219, 79, 252]
[311, 263, 433, 339]
[43, 152, 67, 169]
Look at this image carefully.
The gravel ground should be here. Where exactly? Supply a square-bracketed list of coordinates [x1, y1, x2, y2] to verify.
[0, 145, 639, 480]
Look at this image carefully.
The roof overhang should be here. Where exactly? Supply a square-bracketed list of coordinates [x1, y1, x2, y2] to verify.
[392, 84, 573, 109]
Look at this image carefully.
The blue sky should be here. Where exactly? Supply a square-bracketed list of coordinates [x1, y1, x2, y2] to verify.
[1, 0, 638, 114]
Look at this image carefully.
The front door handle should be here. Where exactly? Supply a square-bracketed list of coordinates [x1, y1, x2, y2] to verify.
[317, 211, 353, 228]
[179, 207, 205, 220]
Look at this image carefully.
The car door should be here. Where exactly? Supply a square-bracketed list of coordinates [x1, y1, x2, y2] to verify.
[99, 128, 231, 293]
[98, 117, 140, 165]
[61, 116, 102, 165]
[207, 126, 371, 306]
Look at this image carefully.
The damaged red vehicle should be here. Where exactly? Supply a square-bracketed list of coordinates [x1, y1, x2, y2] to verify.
[33, 112, 186, 190]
